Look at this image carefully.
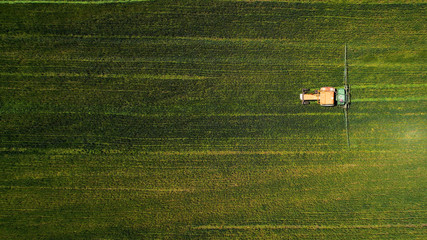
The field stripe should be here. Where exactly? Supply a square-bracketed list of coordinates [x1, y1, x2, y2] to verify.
[0, 33, 365, 46]
[0, 57, 344, 67]
[0, 110, 357, 117]
[0, 0, 152, 4]
[351, 83, 427, 89]
[148, 150, 339, 156]
[0, 185, 193, 192]
[352, 96, 426, 102]
[2, 0, 426, 4]
[227, 0, 427, 3]
[0, 72, 208, 80]
[193, 224, 427, 230]
[0, 148, 342, 155]
[3, 33, 424, 48]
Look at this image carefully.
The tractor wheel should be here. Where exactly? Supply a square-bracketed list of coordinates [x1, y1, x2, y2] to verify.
[302, 88, 310, 93]
[303, 101, 310, 105]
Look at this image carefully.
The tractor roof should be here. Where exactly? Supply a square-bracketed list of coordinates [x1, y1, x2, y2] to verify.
[320, 91, 335, 106]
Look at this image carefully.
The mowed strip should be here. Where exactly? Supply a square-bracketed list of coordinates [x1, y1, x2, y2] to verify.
[351, 83, 427, 89]
[0, 185, 194, 192]
[193, 223, 427, 230]
[1, 0, 153, 3]
[352, 96, 427, 102]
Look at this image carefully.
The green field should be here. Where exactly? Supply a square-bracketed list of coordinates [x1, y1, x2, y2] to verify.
[1, 1, 426, 239]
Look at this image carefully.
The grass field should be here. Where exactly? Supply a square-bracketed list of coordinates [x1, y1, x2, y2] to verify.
[1, 1, 426, 239]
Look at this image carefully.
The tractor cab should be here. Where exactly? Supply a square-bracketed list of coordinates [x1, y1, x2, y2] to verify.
[336, 88, 347, 106]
